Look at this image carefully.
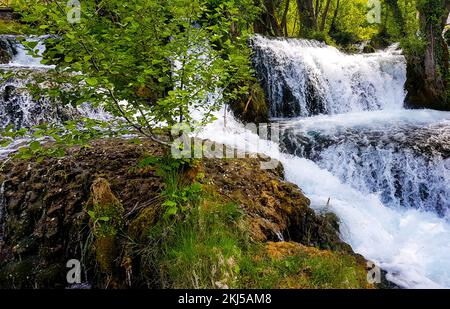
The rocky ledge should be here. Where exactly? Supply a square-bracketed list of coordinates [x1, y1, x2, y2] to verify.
[0, 138, 380, 288]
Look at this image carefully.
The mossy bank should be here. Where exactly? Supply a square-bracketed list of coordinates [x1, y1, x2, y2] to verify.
[0, 138, 377, 289]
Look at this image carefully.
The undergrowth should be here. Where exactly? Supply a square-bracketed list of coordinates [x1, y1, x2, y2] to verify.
[127, 155, 370, 289]
[0, 20, 28, 34]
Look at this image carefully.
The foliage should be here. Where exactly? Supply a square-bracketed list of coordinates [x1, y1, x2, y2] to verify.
[138, 155, 202, 220]
[239, 243, 369, 288]
[0, 20, 29, 34]
[130, 177, 369, 289]
[154, 201, 245, 288]
[10, 0, 259, 145]
[0, 118, 128, 161]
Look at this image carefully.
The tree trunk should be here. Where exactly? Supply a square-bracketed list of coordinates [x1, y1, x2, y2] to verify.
[296, 0, 316, 36]
[254, 0, 282, 36]
[281, 0, 290, 36]
[329, 0, 340, 34]
[320, 0, 332, 32]
[405, 1, 449, 110]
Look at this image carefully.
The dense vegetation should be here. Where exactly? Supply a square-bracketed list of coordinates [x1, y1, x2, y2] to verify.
[2, 1, 447, 137]
[0, 0, 448, 289]
[253, 0, 449, 108]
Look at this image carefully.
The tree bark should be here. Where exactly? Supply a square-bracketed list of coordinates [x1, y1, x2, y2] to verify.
[405, 1, 449, 109]
[281, 0, 290, 36]
[319, 0, 332, 32]
[329, 0, 340, 34]
[254, 0, 282, 36]
[296, 0, 316, 35]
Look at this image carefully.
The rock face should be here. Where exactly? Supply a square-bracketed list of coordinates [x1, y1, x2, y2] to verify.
[0, 139, 165, 288]
[0, 36, 15, 64]
[226, 80, 269, 124]
[0, 138, 360, 288]
[202, 158, 349, 251]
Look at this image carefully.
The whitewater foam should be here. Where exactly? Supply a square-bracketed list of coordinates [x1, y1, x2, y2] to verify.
[197, 107, 450, 289]
[251, 35, 406, 117]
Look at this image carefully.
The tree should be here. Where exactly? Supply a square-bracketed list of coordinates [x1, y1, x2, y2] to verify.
[9, 0, 258, 145]
[297, 0, 317, 35]
[405, 0, 449, 109]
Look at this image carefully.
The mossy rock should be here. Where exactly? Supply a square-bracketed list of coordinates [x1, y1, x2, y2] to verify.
[0, 257, 37, 288]
[227, 80, 269, 124]
[239, 242, 372, 289]
[87, 178, 124, 274]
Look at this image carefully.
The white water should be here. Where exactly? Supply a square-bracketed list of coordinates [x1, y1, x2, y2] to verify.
[252, 35, 406, 117]
[279, 110, 450, 215]
[197, 107, 450, 289]
[196, 36, 450, 288]
[0, 36, 112, 159]
[0, 35, 54, 69]
[1, 33, 450, 288]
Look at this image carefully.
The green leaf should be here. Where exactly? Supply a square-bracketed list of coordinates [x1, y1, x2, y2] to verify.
[29, 141, 41, 151]
[86, 77, 98, 86]
[162, 200, 177, 208]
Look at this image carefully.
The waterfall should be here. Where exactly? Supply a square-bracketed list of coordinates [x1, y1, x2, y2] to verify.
[197, 36, 450, 288]
[0, 35, 54, 69]
[251, 35, 406, 118]
[1, 33, 450, 288]
[279, 110, 450, 216]
[0, 76, 83, 130]
[0, 36, 111, 131]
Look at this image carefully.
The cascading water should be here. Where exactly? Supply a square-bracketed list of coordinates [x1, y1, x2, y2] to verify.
[1, 32, 450, 288]
[251, 35, 406, 117]
[0, 35, 54, 69]
[0, 36, 111, 159]
[279, 111, 450, 216]
[197, 36, 450, 288]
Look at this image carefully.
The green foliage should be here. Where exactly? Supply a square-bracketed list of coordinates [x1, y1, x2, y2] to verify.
[137, 195, 246, 288]
[138, 155, 202, 220]
[400, 36, 427, 58]
[87, 210, 114, 236]
[11, 0, 259, 143]
[130, 179, 368, 288]
[0, 118, 128, 161]
[0, 20, 29, 35]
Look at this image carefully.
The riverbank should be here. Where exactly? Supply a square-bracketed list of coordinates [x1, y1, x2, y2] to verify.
[0, 138, 376, 289]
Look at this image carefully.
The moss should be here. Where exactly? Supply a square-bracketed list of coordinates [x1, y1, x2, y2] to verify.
[0, 138, 375, 288]
[227, 79, 269, 124]
[129, 206, 159, 240]
[0, 20, 28, 35]
[239, 242, 372, 289]
[87, 178, 124, 273]
[88, 178, 124, 238]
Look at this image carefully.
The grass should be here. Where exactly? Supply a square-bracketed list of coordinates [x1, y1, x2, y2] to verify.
[127, 156, 371, 289]
[239, 243, 370, 289]
[140, 194, 247, 288]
